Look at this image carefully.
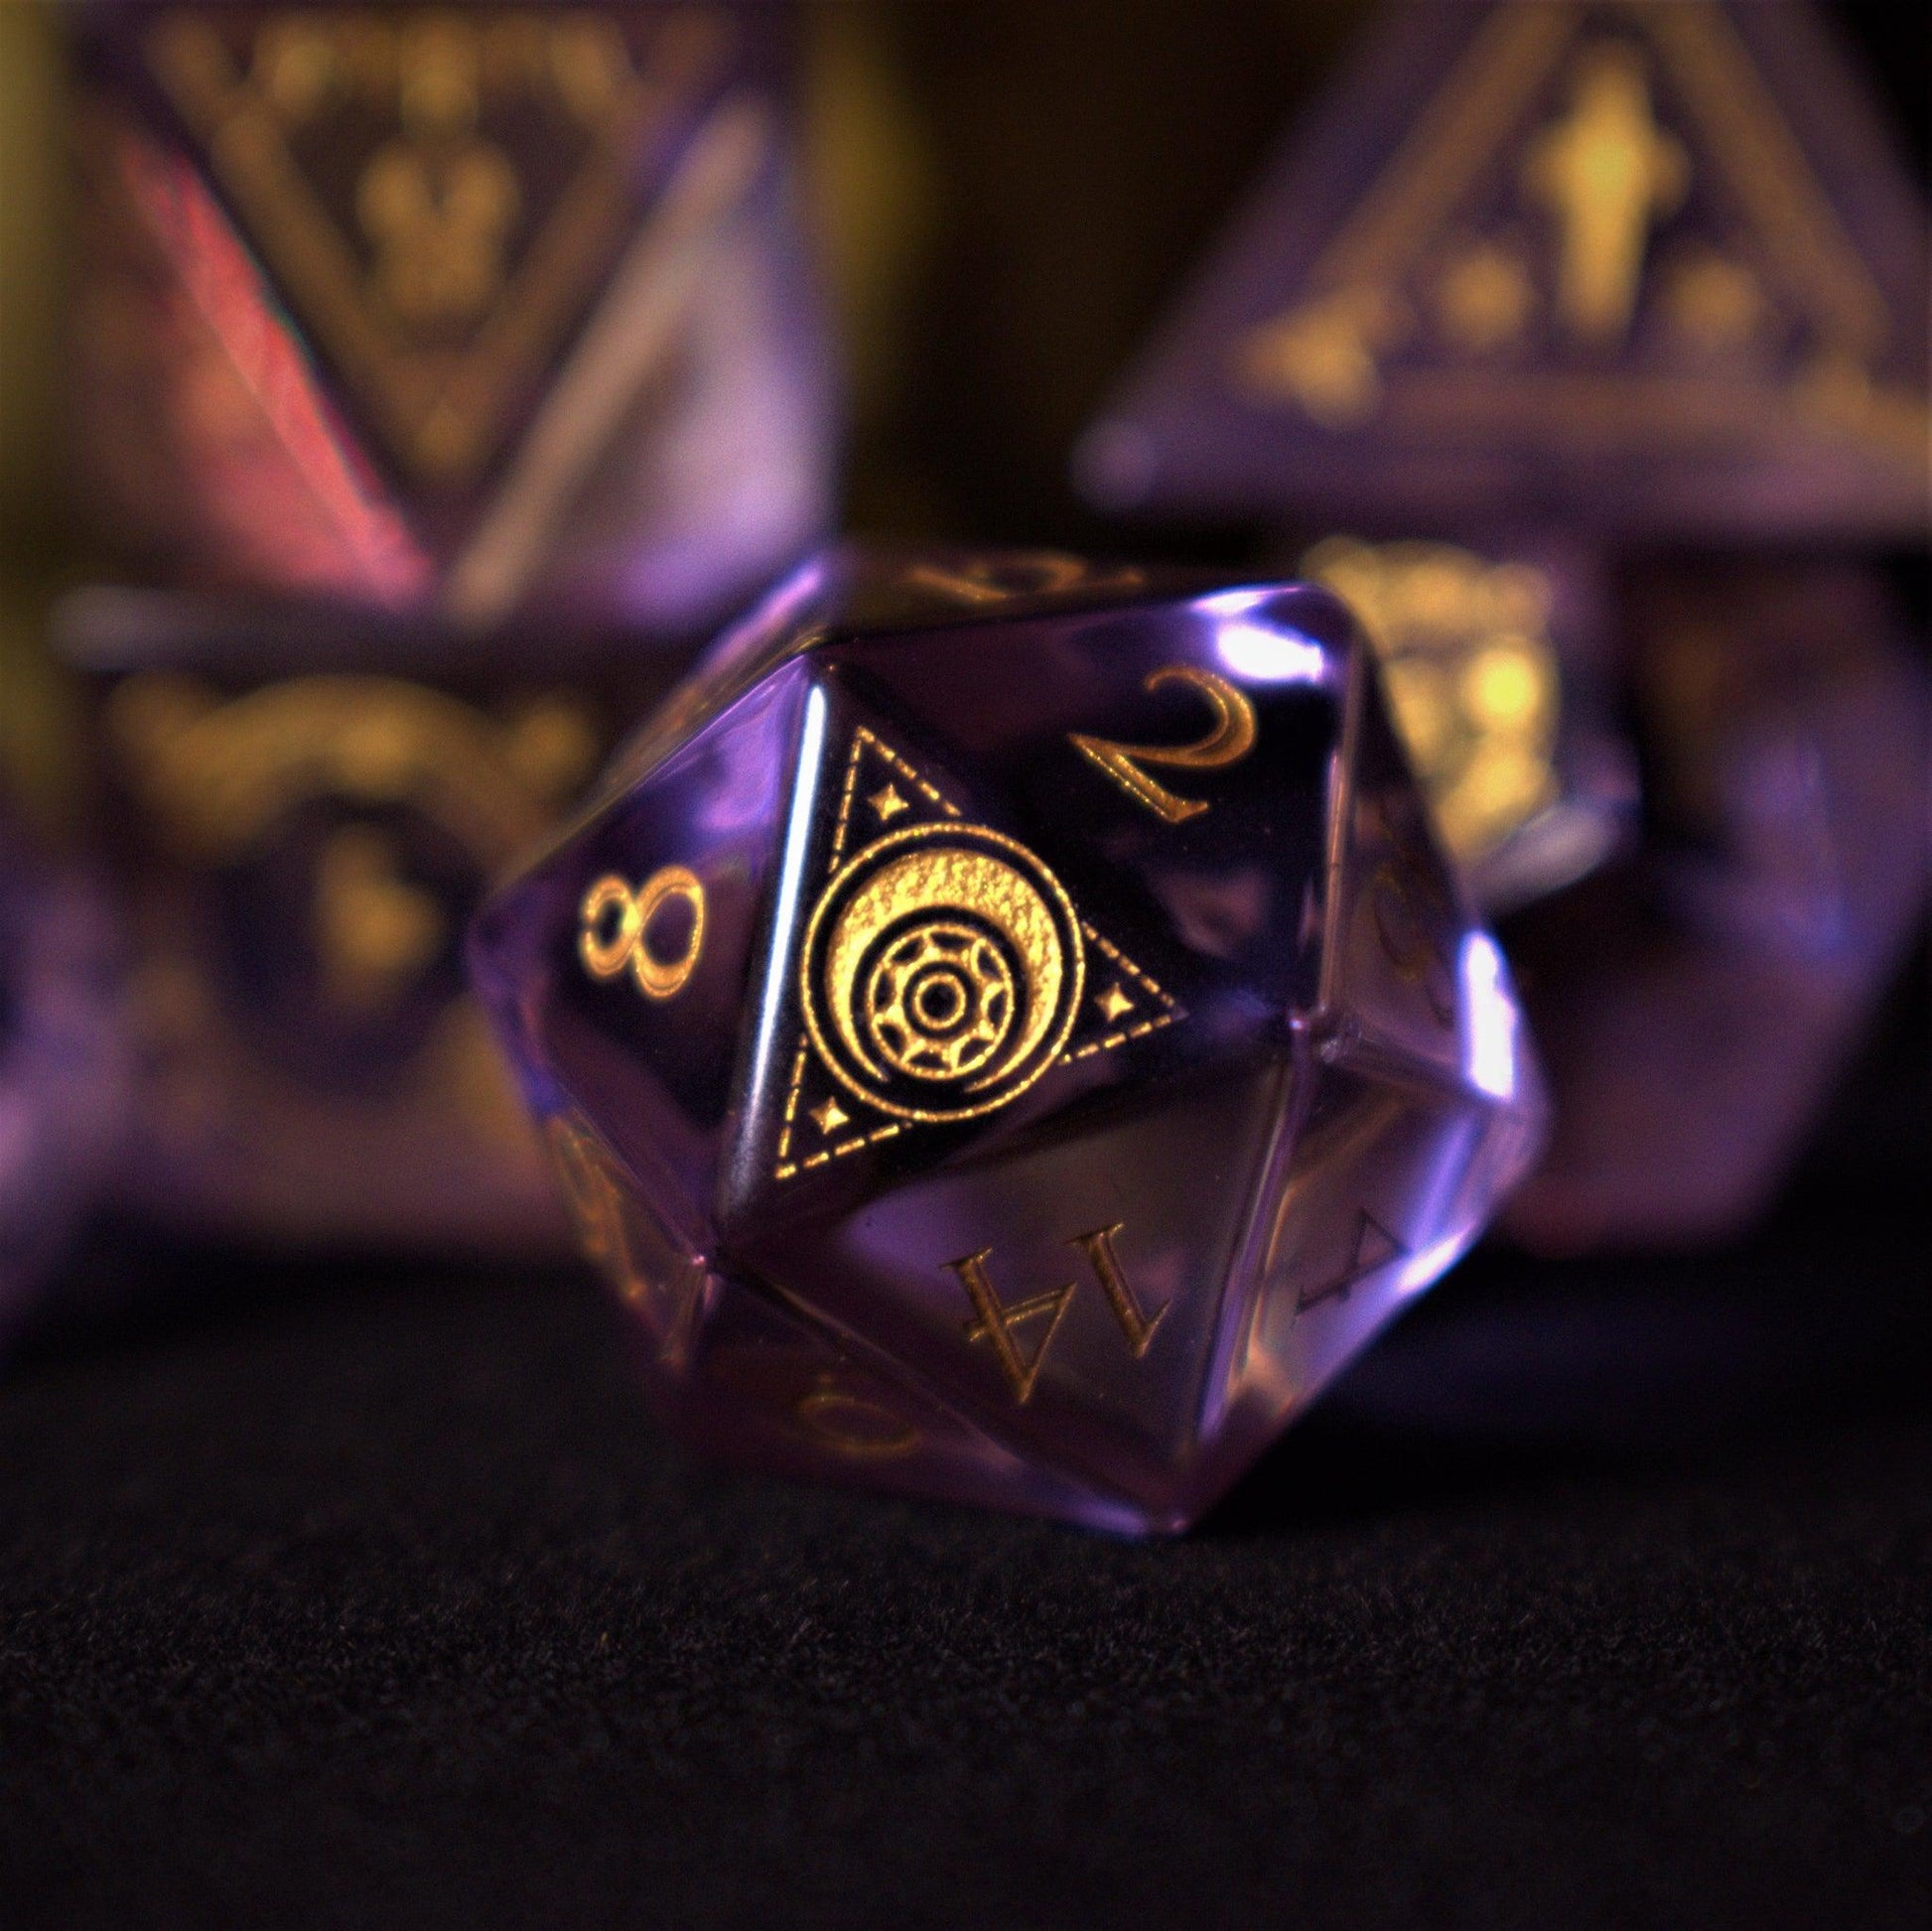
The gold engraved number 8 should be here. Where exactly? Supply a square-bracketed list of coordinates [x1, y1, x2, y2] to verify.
[579, 866, 706, 1000]
[1069, 665, 1257, 824]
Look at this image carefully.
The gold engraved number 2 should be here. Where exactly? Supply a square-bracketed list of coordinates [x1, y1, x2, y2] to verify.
[1069, 665, 1257, 825]
[579, 867, 706, 1000]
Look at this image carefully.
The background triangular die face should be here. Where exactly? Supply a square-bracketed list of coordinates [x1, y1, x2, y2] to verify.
[1086, 0, 1929, 535]
[145, 6, 736, 488]
[668, 1265, 1150, 1531]
[72, 109, 432, 602]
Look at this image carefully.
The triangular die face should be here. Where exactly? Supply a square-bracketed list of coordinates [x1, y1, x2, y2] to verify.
[591, 545, 1202, 804]
[1092, 0, 1927, 532]
[765, 720, 1182, 1187]
[1216, 1053, 1539, 1451]
[473, 663, 813, 1250]
[145, 6, 735, 488]
[74, 113, 433, 603]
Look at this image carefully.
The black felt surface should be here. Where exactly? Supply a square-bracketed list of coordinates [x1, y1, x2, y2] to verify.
[2, 1180, 1928, 1931]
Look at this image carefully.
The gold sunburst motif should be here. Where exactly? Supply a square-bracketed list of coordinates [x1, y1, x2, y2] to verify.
[771, 728, 1180, 1179]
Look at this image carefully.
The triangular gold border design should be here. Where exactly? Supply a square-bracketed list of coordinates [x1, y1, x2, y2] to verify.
[772, 729, 1182, 1181]
[145, 9, 728, 484]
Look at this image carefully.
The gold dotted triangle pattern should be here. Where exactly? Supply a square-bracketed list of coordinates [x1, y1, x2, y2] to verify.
[773, 729, 1181, 1180]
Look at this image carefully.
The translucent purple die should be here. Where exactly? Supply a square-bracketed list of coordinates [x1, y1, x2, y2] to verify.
[65, 0, 833, 635]
[471, 547, 1546, 1531]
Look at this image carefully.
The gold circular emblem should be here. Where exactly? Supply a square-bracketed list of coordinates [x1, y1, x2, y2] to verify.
[801, 823, 1084, 1123]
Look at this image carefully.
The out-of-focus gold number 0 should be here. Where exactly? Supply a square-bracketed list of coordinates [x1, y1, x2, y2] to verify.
[578, 866, 706, 999]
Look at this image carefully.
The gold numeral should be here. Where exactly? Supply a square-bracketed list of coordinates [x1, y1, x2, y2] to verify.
[946, 1221, 1166, 1403]
[579, 865, 706, 999]
[1069, 665, 1257, 823]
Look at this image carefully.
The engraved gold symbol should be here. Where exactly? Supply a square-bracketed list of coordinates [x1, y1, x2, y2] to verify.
[1237, 286, 1400, 428]
[1435, 241, 1533, 353]
[899, 550, 1146, 608]
[355, 20, 522, 331]
[793, 1374, 920, 1460]
[314, 824, 445, 1012]
[1069, 665, 1258, 825]
[803, 823, 1083, 1124]
[106, 670, 597, 1090]
[579, 866, 706, 1000]
[1524, 41, 1688, 345]
[1225, 3, 1926, 469]
[948, 1222, 1166, 1404]
[772, 728, 1180, 1181]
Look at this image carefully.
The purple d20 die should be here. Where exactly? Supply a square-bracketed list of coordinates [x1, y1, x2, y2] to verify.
[60, 588, 681, 1251]
[472, 547, 1545, 1531]
[66, 1, 833, 634]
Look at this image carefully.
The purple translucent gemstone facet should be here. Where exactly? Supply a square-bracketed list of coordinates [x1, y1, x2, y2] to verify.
[0, 817, 125, 1341]
[472, 547, 1546, 1531]
[1505, 559, 1929, 1251]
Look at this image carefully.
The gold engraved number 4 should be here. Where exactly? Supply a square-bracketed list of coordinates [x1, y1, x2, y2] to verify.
[1069, 665, 1257, 825]
[947, 1222, 1165, 1403]
[579, 866, 705, 1000]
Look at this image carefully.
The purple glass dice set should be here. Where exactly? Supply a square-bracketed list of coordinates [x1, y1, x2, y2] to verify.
[4, 1, 1919, 1530]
